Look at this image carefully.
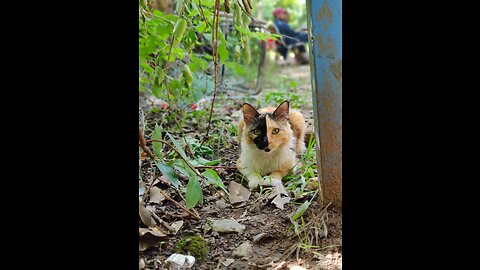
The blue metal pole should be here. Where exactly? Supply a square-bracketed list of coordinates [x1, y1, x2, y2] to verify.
[306, 0, 342, 207]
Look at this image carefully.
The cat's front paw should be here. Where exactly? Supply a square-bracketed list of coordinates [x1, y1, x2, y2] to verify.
[265, 178, 282, 187]
[247, 175, 261, 190]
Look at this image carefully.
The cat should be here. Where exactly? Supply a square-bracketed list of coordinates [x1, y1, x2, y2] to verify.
[236, 100, 306, 190]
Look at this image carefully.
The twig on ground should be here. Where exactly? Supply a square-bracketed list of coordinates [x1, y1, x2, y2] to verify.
[279, 243, 299, 262]
[158, 207, 189, 219]
[151, 212, 176, 233]
[176, 188, 201, 221]
[157, 188, 200, 220]
[139, 125, 156, 160]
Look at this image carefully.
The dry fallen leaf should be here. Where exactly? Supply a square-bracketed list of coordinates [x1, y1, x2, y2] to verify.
[228, 181, 251, 203]
[149, 187, 165, 203]
[139, 227, 166, 251]
[139, 201, 156, 227]
[139, 227, 166, 237]
[268, 183, 289, 199]
[170, 220, 184, 235]
[272, 195, 291, 210]
[158, 175, 171, 186]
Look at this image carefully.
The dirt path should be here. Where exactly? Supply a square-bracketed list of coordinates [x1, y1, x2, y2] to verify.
[139, 62, 342, 270]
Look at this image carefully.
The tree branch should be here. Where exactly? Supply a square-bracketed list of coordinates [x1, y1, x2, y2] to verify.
[139, 126, 157, 160]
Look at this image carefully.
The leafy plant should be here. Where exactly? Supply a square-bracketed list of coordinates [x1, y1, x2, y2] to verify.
[139, 0, 278, 210]
[284, 134, 318, 198]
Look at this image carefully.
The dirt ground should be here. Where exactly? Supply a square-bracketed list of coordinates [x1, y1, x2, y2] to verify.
[139, 59, 342, 270]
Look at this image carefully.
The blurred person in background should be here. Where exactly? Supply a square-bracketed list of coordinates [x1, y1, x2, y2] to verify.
[271, 7, 309, 65]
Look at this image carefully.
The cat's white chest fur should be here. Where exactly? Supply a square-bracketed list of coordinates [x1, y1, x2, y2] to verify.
[239, 134, 296, 176]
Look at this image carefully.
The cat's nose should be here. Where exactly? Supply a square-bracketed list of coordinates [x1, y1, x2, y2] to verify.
[263, 137, 269, 145]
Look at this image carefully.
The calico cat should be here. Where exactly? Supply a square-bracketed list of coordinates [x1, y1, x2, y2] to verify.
[237, 100, 306, 190]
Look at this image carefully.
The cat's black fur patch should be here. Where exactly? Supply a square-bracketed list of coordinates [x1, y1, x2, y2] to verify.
[250, 113, 272, 150]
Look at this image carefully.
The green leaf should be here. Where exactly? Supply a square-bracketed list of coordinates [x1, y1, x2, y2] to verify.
[250, 31, 279, 41]
[165, 15, 179, 23]
[201, 169, 224, 188]
[168, 80, 180, 98]
[195, 21, 207, 33]
[189, 159, 199, 166]
[173, 47, 185, 60]
[167, 51, 176, 62]
[155, 67, 166, 85]
[191, 54, 208, 71]
[216, 29, 229, 60]
[290, 80, 297, 88]
[218, 42, 229, 61]
[172, 18, 188, 47]
[156, 21, 173, 39]
[166, 132, 188, 161]
[194, 0, 214, 7]
[140, 62, 154, 74]
[152, 10, 164, 17]
[156, 162, 180, 188]
[196, 157, 220, 166]
[291, 200, 311, 222]
[151, 83, 162, 98]
[235, 26, 251, 36]
[171, 159, 193, 178]
[186, 176, 203, 209]
[151, 125, 163, 159]
[190, 9, 199, 17]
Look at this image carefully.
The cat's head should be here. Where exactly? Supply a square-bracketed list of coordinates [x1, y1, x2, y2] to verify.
[241, 100, 291, 153]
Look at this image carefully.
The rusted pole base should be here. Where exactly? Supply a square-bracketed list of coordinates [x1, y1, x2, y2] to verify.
[307, 0, 342, 208]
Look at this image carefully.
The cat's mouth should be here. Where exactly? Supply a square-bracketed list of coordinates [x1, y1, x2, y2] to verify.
[264, 147, 271, 152]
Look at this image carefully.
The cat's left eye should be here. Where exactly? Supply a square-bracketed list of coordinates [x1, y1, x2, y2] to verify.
[272, 128, 280, 135]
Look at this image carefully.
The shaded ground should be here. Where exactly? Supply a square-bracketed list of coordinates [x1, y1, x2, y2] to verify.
[139, 59, 342, 269]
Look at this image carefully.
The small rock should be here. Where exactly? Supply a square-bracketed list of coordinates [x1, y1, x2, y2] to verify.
[231, 241, 253, 258]
[252, 233, 268, 243]
[215, 199, 230, 209]
[222, 258, 235, 267]
[212, 219, 245, 234]
[164, 254, 195, 270]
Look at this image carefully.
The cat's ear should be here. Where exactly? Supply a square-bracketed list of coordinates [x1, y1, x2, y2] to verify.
[242, 103, 259, 125]
[273, 100, 289, 121]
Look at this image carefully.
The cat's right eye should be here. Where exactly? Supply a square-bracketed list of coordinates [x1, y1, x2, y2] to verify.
[252, 129, 261, 136]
